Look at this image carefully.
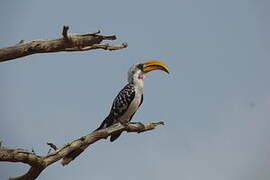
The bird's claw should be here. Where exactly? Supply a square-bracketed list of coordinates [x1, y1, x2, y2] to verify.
[119, 121, 129, 127]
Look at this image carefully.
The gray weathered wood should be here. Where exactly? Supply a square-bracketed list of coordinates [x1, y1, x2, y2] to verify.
[0, 121, 164, 180]
[0, 25, 127, 62]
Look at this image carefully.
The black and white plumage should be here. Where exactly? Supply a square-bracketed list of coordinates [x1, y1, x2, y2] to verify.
[95, 60, 169, 142]
[61, 60, 168, 165]
[96, 84, 143, 141]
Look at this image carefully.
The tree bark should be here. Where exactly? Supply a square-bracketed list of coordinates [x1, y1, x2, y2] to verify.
[0, 25, 127, 62]
[0, 121, 164, 180]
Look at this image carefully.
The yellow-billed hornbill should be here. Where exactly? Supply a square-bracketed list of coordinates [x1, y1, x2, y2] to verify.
[96, 60, 169, 142]
[62, 60, 169, 165]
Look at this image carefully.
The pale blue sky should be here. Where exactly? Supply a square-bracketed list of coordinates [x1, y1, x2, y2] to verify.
[1, 0, 270, 180]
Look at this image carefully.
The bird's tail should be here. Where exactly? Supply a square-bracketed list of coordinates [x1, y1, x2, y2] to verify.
[94, 114, 113, 132]
[95, 115, 122, 142]
[110, 132, 122, 142]
[62, 148, 85, 166]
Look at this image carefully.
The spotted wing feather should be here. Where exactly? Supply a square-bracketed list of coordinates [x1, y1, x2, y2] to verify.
[95, 84, 135, 131]
[110, 83, 136, 119]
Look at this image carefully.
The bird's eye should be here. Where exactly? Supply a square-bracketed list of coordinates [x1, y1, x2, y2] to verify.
[137, 64, 144, 70]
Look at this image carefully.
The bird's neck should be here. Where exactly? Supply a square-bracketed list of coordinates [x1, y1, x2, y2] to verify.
[131, 78, 144, 92]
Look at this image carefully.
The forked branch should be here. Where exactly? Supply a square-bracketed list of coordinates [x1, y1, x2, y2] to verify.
[0, 25, 128, 62]
[0, 121, 164, 180]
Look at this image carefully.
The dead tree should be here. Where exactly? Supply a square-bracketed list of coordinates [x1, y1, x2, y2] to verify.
[0, 26, 164, 180]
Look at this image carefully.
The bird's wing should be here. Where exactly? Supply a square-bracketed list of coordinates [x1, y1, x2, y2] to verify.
[110, 83, 136, 119]
[110, 93, 142, 142]
[95, 84, 136, 130]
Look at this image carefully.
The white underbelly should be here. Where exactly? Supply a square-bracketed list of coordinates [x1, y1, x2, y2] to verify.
[119, 94, 141, 122]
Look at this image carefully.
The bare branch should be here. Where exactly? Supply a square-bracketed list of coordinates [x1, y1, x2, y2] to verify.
[82, 30, 101, 36]
[0, 25, 127, 62]
[60, 121, 164, 165]
[64, 42, 128, 51]
[0, 121, 164, 180]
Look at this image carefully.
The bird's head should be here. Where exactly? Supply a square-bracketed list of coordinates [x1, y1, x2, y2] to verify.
[128, 60, 169, 85]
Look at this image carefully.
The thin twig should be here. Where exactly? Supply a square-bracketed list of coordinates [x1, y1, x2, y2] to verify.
[81, 30, 101, 36]
[64, 42, 128, 51]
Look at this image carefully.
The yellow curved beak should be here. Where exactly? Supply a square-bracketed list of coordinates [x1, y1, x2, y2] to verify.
[143, 60, 169, 74]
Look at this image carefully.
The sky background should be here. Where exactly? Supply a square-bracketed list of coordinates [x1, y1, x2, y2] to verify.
[1, 0, 270, 180]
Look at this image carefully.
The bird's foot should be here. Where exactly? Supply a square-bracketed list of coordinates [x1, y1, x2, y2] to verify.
[119, 120, 129, 127]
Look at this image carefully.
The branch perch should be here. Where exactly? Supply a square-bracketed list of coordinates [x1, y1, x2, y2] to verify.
[0, 121, 164, 180]
[0, 25, 128, 62]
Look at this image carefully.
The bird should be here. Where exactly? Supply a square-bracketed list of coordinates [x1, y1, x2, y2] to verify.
[95, 60, 169, 142]
[61, 60, 169, 165]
